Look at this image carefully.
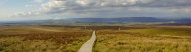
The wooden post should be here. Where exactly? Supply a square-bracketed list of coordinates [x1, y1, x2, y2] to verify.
[119, 28, 121, 30]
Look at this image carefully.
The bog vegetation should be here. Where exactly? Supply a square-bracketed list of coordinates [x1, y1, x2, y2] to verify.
[1, 26, 191, 52]
[0, 26, 92, 52]
[94, 26, 191, 52]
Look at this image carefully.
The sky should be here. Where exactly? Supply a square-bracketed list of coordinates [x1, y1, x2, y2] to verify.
[0, 0, 191, 21]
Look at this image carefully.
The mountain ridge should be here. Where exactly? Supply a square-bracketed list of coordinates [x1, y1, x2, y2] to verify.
[1, 17, 191, 26]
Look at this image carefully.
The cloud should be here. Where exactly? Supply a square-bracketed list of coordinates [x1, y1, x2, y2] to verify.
[10, 10, 42, 17]
[170, 7, 191, 13]
[33, 0, 44, 3]
[25, 5, 36, 8]
[10, 0, 191, 18]
[137, 0, 191, 7]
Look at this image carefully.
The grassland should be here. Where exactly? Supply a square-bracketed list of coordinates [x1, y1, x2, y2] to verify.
[1, 26, 191, 52]
[94, 26, 191, 52]
[0, 26, 92, 52]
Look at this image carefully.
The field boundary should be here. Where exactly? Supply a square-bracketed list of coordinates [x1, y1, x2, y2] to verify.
[78, 31, 96, 52]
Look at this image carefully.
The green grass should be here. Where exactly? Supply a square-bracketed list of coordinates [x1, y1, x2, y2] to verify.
[94, 27, 191, 52]
[1, 26, 191, 52]
[127, 28, 191, 36]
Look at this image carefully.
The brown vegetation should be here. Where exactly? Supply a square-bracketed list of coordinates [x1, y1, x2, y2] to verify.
[94, 26, 191, 52]
[0, 26, 92, 52]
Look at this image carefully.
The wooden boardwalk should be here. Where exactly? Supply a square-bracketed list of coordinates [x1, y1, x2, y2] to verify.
[78, 31, 96, 52]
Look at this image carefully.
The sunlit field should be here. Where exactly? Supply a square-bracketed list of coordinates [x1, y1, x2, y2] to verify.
[1, 0, 191, 52]
[1, 26, 191, 52]
[94, 26, 191, 52]
[0, 26, 92, 52]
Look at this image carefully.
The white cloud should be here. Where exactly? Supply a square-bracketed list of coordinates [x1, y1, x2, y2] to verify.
[10, 0, 191, 18]
[171, 7, 191, 13]
[33, 0, 44, 3]
[25, 5, 36, 8]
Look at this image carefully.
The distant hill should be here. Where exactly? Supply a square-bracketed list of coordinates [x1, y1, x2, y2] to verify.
[66, 17, 169, 23]
[173, 18, 191, 23]
[1, 17, 191, 26]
